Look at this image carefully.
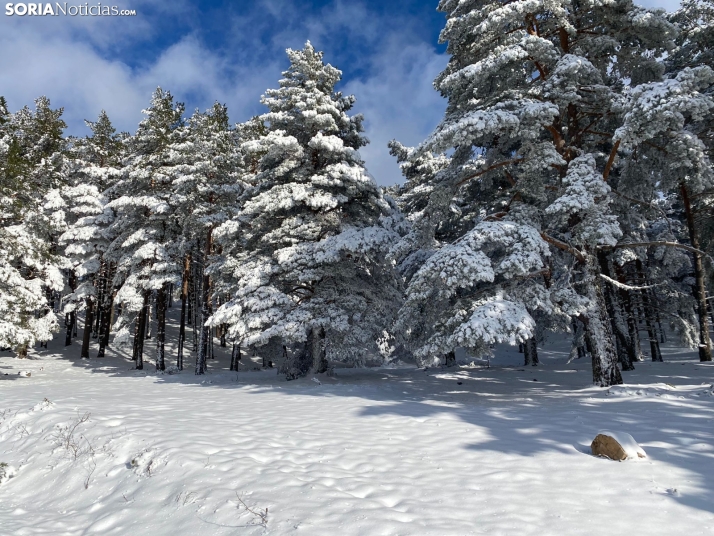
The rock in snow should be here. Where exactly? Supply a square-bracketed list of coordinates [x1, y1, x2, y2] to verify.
[591, 431, 647, 461]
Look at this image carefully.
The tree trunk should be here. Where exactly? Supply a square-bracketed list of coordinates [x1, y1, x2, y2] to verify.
[569, 319, 587, 360]
[196, 230, 213, 375]
[614, 264, 643, 362]
[155, 284, 167, 371]
[145, 300, 152, 340]
[681, 183, 712, 362]
[93, 280, 102, 338]
[598, 252, 635, 371]
[313, 326, 328, 373]
[133, 291, 149, 369]
[97, 285, 114, 358]
[65, 313, 73, 347]
[445, 350, 456, 367]
[584, 258, 623, 386]
[64, 271, 76, 347]
[230, 340, 241, 371]
[634, 260, 662, 361]
[281, 338, 312, 380]
[444, 350, 456, 367]
[80, 298, 94, 358]
[96, 262, 111, 357]
[177, 254, 190, 370]
[192, 253, 200, 353]
[523, 337, 539, 366]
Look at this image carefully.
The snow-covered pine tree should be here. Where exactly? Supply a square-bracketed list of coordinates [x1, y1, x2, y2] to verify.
[169, 103, 243, 373]
[669, 0, 714, 72]
[668, 0, 714, 358]
[387, 141, 454, 283]
[614, 61, 714, 361]
[395, 218, 551, 366]
[0, 97, 67, 356]
[211, 43, 401, 378]
[59, 111, 122, 358]
[399, 0, 679, 385]
[108, 88, 184, 370]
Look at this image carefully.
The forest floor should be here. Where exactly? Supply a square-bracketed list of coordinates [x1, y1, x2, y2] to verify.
[1, 309, 714, 535]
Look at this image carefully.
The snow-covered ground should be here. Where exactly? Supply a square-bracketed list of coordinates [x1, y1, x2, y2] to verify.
[2, 315, 714, 535]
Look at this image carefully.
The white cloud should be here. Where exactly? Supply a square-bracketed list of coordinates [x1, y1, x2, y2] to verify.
[0, 0, 684, 187]
[345, 41, 447, 185]
[0, 23, 281, 136]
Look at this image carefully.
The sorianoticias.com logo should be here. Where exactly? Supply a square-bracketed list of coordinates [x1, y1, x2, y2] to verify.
[5, 3, 136, 15]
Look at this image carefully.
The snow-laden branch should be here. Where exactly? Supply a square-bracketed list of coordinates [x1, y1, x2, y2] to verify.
[598, 274, 660, 291]
[539, 232, 586, 263]
[598, 241, 714, 264]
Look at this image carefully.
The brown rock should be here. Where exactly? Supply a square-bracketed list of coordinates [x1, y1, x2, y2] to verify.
[591, 434, 628, 461]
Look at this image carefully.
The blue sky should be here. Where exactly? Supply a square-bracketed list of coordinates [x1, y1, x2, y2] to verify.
[0, 0, 681, 184]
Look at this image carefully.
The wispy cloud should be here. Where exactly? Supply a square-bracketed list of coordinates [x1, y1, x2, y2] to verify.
[0, 0, 680, 185]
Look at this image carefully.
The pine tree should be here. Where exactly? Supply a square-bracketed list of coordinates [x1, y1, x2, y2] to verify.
[615, 57, 714, 361]
[0, 97, 68, 355]
[108, 88, 184, 370]
[59, 111, 123, 358]
[399, 0, 679, 385]
[169, 103, 243, 373]
[211, 43, 401, 378]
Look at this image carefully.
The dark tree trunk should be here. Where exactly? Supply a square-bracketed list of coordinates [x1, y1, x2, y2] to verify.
[281, 338, 312, 380]
[206, 326, 215, 359]
[93, 282, 102, 338]
[523, 337, 539, 366]
[570, 319, 587, 359]
[80, 298, 94, 358]
[635, 259, 662, 362]
[96, 262, 110, 357]
[657, 308, 667, 343]
[177, 253, 190, 370]
[192, 251, 200, 353]
[196, 230, 213, 375]
[230, 340, 241, 371]
[65, 272, 76, 346]
[65, 313, 74, 347]
[598, 252, 635, 371]
[445, 350, 456, 367]
[133, 291, 149, 369]
[145, 299, 152, 340]
[313, 326, 328, 373]
[681, 183, 712, 362]
[584, 257, 623, 386]
[155, 284, 167, 371]
[615, 265, 643, 362]
[97, 281, 114, 358]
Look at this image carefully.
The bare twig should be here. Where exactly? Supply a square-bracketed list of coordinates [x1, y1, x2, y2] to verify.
[235, 493, 269, 527]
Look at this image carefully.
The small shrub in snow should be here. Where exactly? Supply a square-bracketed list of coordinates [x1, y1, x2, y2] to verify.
[0, 462, 17, 485]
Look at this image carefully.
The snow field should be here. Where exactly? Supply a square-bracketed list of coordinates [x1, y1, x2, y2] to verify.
[2, 334, 714, 535]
